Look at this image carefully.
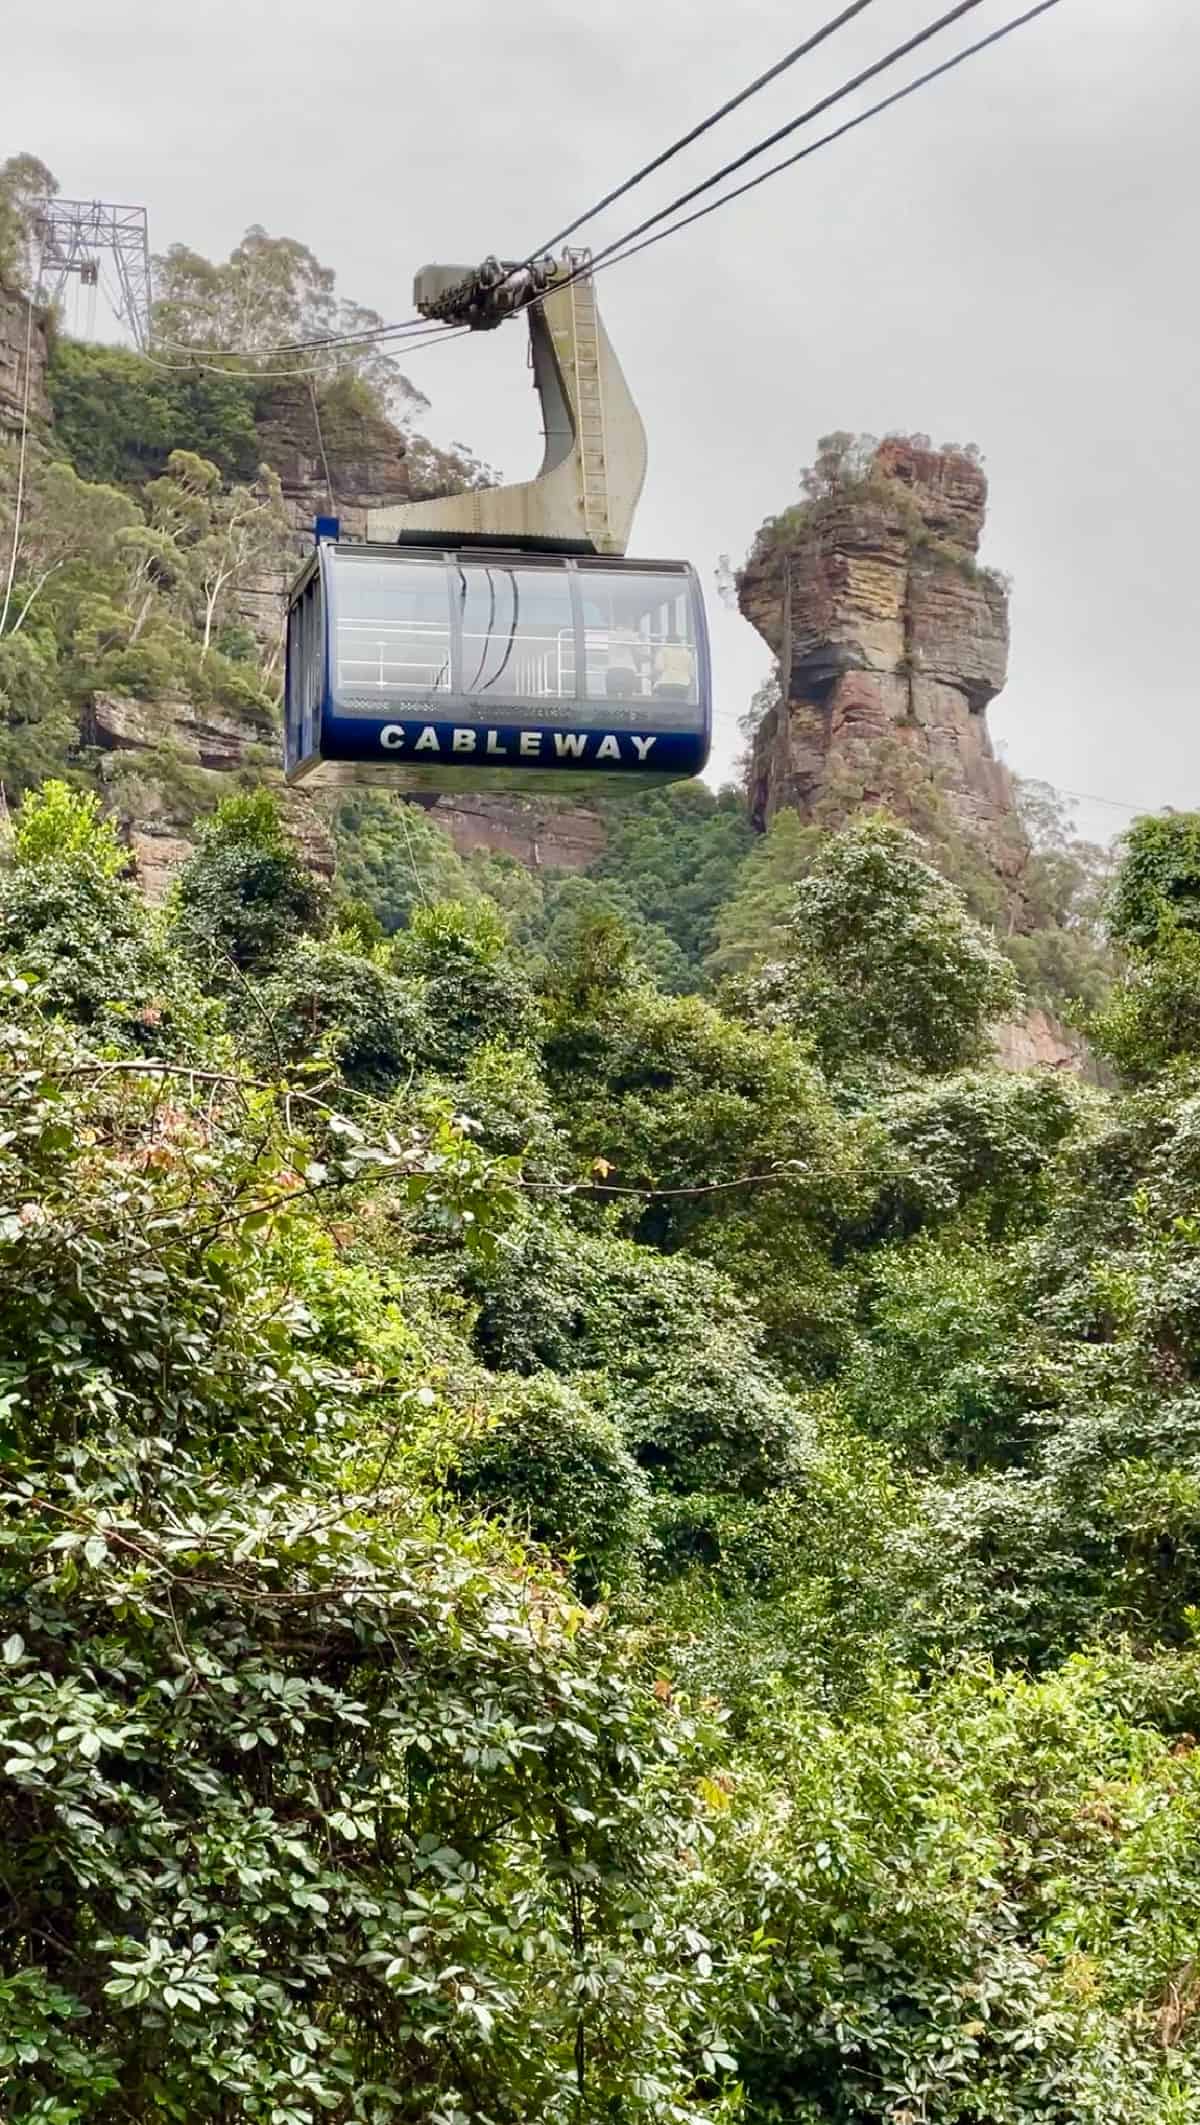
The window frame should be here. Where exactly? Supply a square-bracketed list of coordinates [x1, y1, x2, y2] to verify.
[326, 548, 698, 721]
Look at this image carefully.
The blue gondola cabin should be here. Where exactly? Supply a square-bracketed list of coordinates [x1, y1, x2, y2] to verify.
[284, 541, 711, 793]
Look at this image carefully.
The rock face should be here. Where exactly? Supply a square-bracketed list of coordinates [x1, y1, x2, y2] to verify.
[739, 439, 1022, 883]
[87, 691, 265, 776]
[422, 794, 606, 872]
[254, 385, 413, 548]
[87, 691, 334, 905]
[992, 1008, 1095, 1078]
[0, 281, 49, 433]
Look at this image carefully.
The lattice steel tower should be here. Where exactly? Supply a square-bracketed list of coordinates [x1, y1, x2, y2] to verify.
[33, 199, 152, 349]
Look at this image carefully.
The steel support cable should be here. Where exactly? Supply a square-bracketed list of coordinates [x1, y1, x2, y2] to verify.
[308, 376, 336, 513]
[140, 2, 1058, 380]
[0, 278, 40, 640]
[524, 0, 886, 261]
[548, 0, 997, 289]
[139, 322, 471, 381]
[154, 311, 444, 359]
[138, 1, 983, 364]
[580, 0, 1064, 285]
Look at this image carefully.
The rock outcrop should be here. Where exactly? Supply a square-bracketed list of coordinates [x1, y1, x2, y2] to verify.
[0, 280, 49, 433]
[992, 1008, 1095, 1078]
[739, 438, 1023, 887]
[422, 794, 606, 872]
[87, 691, 334, 904]
[253, 384, 413, 547]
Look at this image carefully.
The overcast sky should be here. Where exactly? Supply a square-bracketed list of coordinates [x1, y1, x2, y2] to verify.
[2, 0, 1193, 838]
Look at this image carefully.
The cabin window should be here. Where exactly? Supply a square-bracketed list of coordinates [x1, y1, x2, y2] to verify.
[286, 571, 325, 761]
[576, 571, 698, 708]
[335, 557, 452, 703]
[453, 560, 576, 704]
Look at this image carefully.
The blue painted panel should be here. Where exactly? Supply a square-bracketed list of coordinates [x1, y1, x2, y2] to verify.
[318, 709, 708, 777]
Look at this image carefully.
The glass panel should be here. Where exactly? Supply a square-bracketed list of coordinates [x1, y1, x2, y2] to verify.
[577, 568, 698, 708]
[287, 576, 324, 759]
[334, 556, 451, 703]
[453, 561, 575, 704]
[303, 579, 322, 753]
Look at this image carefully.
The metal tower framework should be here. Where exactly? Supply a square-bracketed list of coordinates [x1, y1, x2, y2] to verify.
[33, 199, 152, 349]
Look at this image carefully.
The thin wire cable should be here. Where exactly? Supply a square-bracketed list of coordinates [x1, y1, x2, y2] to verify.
[138, 4, 970, 363]
[139, 322, 470, 381]
[525, 0, 886, 259]
[550, 0, 995, 288]
[0, 279, 39, 639]
[308, 377, 336, 513]
[577, 0, 1064, 284]
[143, 0, 1037, 369]
[123, 0, 1049, 371]
[398, 802, 430, 906]
[154, 311, 441, 360]
[1059, 786, 1166, 817]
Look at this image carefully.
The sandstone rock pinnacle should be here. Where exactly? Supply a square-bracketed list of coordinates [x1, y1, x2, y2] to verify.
[738, 434, 1024, 889]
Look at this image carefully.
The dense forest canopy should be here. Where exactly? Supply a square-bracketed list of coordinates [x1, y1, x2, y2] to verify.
[5, 782, 1200, 2123]
[6, 153, 1200, 2125]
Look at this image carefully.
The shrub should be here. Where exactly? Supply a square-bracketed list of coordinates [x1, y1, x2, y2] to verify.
[171, 788, 328, 979]
[746, 815, 1020, 1077]
[451, 1373, 650, 1599]
[245, 936, 429, 1092]
[391, 897, 535, 1070]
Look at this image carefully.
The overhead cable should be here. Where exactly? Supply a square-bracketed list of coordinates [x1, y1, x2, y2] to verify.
[137, 0, 1060, 380]
[559, 0, 999, 285]
[580, 0, 1064, 284]
[154, 312, 450, 361]
[141, 322, 470, 382]
[142, 0, 1054, 369]
[524, 0, 886, 260]
[0, 277, 40, 640]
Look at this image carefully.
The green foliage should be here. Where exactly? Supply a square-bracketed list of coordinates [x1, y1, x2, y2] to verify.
[171, 788, 329, 978]
[152, 225, 428, 419]
[47, 340, 263, 486]
[391, 898, 535, 1073]
[1005, 777, 1116, 1013]
[0, 153, 56, 290]
[0, 632, 76, 795]
[1107, 812, 1200, 952]
[0, 785, 199, 1047]
[706, 809, 822, 981]
[455, 1217, 813, 1577]
[616, 1331, 810, 1503]
[10, 220, 1200, 2118]
[541, 951, 841, 1231]
[586, 784, 754, 984]
[1086, 815, 1200, 1080]
[12, 778, 127, 876]
[707, 1651, 1200, 2122]
[0, 997, 726, 2122]
[529, 874, 694, 995]
[332, 794, 481, 935]
[745, 816, 1020, 1078]
[449, 1373, 650, 1600]
[1091, 929, 1200, 1079]
[244, 935, 430, 1092]
[835, 1237, 1037, 1471]
[860, 1065, 1086, 1243]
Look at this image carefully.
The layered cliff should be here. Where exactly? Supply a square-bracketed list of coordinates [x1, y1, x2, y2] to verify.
[0, 279, 48, 432]
[739, 437, 1024, 889]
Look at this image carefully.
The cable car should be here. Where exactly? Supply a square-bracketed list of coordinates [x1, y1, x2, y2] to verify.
[284, 540, 709, 793]
[284, 254, 711, 793]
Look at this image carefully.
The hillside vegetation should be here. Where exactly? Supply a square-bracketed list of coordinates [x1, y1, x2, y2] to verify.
[6, 153, 1200, 2125]
[4, 781, 1200, 2123]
